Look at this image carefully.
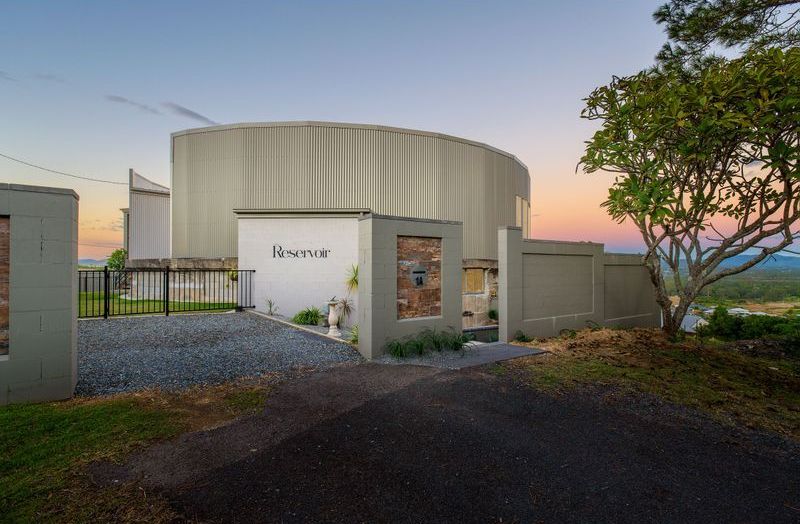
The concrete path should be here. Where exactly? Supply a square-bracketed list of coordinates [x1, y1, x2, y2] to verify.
[377, 341, 545, 369]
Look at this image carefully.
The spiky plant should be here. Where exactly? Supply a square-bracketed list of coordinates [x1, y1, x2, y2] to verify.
[345, 264, 359, 294]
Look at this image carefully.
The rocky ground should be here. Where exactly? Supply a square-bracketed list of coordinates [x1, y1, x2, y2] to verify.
[76, 312, 361, 396]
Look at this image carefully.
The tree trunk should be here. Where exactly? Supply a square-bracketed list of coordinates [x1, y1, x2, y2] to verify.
[645, 256, 686, 339]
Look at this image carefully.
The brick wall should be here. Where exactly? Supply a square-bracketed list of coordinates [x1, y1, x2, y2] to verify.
[396, 236, 442, 319]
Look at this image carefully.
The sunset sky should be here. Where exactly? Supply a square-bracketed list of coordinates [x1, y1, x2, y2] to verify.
[0, 1, 669, 259]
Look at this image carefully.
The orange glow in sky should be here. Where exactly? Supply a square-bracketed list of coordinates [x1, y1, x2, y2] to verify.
[0, 1, 670, 260]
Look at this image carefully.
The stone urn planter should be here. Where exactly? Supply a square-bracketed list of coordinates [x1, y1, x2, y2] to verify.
[326, 300, 341, 337]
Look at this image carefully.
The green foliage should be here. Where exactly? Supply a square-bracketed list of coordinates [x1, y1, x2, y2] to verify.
[654, 0, 800, 67]
[291, 306, 323, 325]
[697, 307, 800, 344]
[513, 330, 532, 343]
[227, 270, 238, 282]
[488, 308, 498, 321]
[265, 298, 279, 316]
[582, 48, 800, 227]
[106, 248, 126, 270]
[345, 264, 359, 293]
[385, 329, 474, 358]
[349, 324, 359, 344]
[580, 47, 800, 335]
[560, 329, 578, 339]
[386, 339, 407, 358]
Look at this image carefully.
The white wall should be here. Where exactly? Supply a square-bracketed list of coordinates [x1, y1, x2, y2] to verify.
[238, 216, 359, 322]
[129, 191, 170, 260]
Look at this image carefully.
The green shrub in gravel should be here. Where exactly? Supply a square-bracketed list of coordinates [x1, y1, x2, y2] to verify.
[292, 307, 323, 325]
[385, 329, 474, 358]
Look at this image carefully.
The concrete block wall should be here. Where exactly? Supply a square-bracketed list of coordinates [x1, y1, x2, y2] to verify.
[358, 215, 462, 359]
[603, 253, 661, 328]
[498, 227, 659, 341]
[0, 184, 78, 405]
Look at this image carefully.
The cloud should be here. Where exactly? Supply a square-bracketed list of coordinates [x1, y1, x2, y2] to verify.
[0, 70, 17, 82]
[81, 217, 124, 232]
[161, 102, 218, 125]
[105, 94, 161, 115]
[33, 72, 65, 83]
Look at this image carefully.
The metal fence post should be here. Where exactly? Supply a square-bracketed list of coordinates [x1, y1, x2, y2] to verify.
[103, 266, 109, 319]
[164, 267, 170, 316]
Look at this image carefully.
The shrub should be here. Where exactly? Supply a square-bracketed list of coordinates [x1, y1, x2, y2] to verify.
[403, 338, 426, 356]
[488, 309, 498, 321]
[292, 306, 323, 325]
[337, 297, 354, 327]
[349, 324, 359, 344]
[513, 330, 532, 343]
[420, 328, 445, 352]
[697, 307, 800, 342]
[385, 329, 474, 358]
[107, 248, 126, 270]
[265, 298, 278, 316]
[559, 329, 577, 339]
[386, 339, 406, 358]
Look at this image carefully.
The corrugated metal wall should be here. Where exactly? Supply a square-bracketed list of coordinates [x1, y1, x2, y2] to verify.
[129, 191, 170, 259]
[171, 122, 531, 260]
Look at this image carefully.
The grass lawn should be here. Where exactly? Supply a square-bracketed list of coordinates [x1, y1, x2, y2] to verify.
[504, 328, 800, 440]
[78, 292, 237, 317]
[0, 379, 274, 522]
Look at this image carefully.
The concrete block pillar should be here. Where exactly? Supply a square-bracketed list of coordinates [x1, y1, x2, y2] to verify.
[498, 227, 523, 343]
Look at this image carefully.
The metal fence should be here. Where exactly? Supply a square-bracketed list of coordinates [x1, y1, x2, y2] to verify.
[78, 268, 255, 318]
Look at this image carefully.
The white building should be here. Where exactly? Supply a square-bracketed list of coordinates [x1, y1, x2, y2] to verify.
[121, 169, 170, 260]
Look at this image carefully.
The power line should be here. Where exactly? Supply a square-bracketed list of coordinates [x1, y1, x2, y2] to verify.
[79, 242, 123, 248]
[0, 152, 127, 185]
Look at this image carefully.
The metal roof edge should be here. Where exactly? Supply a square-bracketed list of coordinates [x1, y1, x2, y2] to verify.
[170, 121, 529, 172]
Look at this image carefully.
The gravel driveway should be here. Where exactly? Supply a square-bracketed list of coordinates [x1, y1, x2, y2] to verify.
[76, 312, 361, 396]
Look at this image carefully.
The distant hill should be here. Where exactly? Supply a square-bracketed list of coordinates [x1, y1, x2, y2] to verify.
[666, 254, 800, 273]
[78, 258, 106, 267]
[717, 254, 800, 271]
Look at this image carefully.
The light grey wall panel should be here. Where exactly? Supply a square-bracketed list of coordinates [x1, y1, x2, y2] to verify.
[0, 183, 78, 405]
[498, 228, 660, 341]
[129, 191, 170, 259]
[171, 122, 530, 260]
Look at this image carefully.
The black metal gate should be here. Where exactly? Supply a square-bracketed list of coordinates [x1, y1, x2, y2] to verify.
[78, 268, 255, 318]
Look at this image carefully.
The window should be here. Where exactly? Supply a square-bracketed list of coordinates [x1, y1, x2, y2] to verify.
[462, 268, 484, 294]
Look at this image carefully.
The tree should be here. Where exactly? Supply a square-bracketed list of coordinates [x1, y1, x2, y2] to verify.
[580, 48, 800, 337]
[107, 248, 127, 270]
[655, 0, 800, 67]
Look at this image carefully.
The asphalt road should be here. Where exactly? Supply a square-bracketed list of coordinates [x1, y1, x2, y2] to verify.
[94, 363, 800, 523]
